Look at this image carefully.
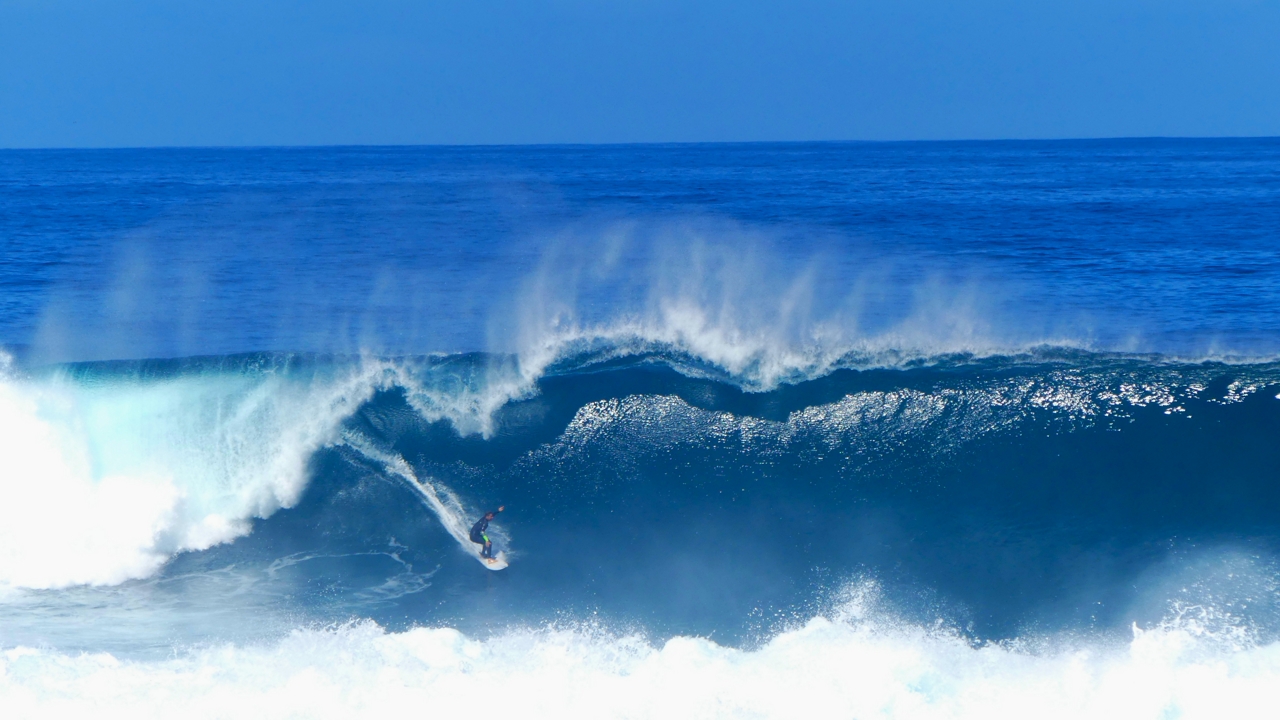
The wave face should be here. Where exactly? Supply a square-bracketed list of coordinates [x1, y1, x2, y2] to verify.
[3, 352, 1278, 631]
[3, 140, 1280, 717]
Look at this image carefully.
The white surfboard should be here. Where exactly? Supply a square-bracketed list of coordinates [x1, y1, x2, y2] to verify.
[481, 552, 509, 571]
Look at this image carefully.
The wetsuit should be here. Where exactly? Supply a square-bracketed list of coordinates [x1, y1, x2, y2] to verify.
[470, 512, 498, 559]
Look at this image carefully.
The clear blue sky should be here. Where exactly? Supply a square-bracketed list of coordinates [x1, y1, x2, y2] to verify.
[2, 0, 1278, 148]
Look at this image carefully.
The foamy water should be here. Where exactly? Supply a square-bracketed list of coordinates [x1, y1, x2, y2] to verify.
[4, 587, 1277, 720]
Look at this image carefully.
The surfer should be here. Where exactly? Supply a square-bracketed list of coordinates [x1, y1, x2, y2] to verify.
[469, 506, 504, 562]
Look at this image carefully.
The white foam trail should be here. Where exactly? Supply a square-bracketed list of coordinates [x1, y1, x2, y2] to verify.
[0, 356, 383, 590]
[340, 432, 508, 565]
[2, 585, 1276, 719]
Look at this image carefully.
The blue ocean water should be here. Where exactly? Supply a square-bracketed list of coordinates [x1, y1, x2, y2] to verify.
[1, 139, 1280, 717]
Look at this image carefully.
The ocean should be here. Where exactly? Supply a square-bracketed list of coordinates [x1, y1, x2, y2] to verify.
[1, 139, 1279, 718]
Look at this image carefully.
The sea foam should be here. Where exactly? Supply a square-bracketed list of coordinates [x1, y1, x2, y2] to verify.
[2, 585, 1277, 720]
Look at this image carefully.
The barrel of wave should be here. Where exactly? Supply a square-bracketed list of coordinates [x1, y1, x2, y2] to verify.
[0, 359, 381, 590]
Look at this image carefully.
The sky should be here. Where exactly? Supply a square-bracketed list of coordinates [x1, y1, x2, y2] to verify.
[1, 0, 1278, 148]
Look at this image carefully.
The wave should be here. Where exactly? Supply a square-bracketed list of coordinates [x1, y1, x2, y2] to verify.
[2, 582, 1276, 719]
[1, 345, 1276, 593]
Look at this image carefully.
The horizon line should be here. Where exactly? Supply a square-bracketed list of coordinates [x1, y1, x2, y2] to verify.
[4, 135, 1279, 153]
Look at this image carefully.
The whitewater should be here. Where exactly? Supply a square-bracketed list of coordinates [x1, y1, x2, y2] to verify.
[7, 592, 1280, 720]
[2, 140, 1279, 719]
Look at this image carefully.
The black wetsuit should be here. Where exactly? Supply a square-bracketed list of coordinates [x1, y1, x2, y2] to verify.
[470, 512, 498, 559]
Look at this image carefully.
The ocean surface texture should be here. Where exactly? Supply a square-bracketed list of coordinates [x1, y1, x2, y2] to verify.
[2, 140, 1279, 718]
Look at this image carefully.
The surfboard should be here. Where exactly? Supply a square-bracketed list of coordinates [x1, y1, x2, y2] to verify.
[482, 552, 508, 571]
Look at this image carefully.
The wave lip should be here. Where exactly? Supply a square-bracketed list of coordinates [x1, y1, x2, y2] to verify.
[515, 318, 1086, 393]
